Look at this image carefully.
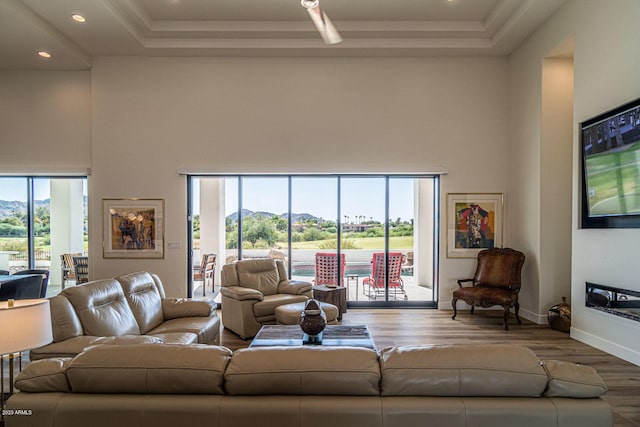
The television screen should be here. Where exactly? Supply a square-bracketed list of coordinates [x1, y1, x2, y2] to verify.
[581, 97, 640, 228]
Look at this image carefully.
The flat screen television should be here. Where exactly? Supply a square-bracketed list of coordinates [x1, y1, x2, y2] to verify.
[581, 97, 640, 228]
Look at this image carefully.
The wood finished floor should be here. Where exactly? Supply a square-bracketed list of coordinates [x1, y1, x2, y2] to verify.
[219, 308, 640, 427]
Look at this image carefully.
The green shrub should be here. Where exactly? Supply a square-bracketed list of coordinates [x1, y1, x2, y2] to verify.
[317, 239, 360, 249]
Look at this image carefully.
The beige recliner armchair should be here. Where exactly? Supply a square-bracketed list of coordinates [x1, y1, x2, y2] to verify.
[220, 258, 313, 339]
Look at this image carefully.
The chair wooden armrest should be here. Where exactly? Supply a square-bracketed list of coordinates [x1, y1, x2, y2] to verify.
[456, 278, 475, 287]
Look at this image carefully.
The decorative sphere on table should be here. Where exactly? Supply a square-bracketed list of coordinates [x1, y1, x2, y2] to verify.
[299, 299, 326, 336]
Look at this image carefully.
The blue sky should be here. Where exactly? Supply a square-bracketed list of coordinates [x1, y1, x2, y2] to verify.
[195, 177, 418, 222]
[0, 177, 417, 222]
[0, 178, 69, 202]
[0, 178, 88, 202]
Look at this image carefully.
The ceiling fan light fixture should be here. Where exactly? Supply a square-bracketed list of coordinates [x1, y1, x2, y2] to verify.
[300, 0, 319, 9]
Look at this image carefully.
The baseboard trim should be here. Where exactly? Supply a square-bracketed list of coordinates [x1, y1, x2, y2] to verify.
[438, 303, 547, 325]
[571, 328, 640, 367]
[519, 308, 546, 325]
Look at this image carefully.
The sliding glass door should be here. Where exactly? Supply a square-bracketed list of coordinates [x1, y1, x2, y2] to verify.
[189, 175, 438, 307]
[0, 176, 88, 296]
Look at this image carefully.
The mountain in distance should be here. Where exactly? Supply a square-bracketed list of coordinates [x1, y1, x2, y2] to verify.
[0, 197, 88, 220]
[0, 199, 48, 219]
[226, 209, 322, 223]
[1, 200, 317, 224]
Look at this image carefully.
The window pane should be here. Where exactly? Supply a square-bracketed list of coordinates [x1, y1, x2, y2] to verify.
[341, 177, 385, 301]
[189, 174, 437, 306]
[392, 177, 435, 303]
[241, 177, 289, 260]
[291, 177, 338, 284]
[32, 179, 51, 273]
[225, 178, 239, 263]
[0, 177, 87, 297]
[35, 178, 87, 295]
[0, 178, 28, 274]
[390, 178, 422, 301]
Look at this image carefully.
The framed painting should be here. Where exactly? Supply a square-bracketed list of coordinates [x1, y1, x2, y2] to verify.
[446, 193, 503, 258]
[103, 198, 164, 259]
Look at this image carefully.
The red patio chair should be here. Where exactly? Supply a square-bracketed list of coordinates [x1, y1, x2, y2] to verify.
[362, 252, 407, 300]
[314, 252, 345, 287]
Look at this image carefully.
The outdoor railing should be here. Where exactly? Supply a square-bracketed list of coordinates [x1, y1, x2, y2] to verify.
[9, 250, 52, 261]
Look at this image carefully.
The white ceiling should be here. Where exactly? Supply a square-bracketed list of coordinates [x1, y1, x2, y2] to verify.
[0, 0, 566, 70]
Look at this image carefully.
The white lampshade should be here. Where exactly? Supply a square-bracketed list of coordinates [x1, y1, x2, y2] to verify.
[0, 299, 53, 355]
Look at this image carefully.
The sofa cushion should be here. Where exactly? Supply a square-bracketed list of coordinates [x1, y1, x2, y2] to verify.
[29, 335, 164, 360]
[14, 358, 71, 393]
[117, 271, 164, 334]
[161, 298, 215, 320]
[379, 345, 548, 397]
[236, 259, 280, 296]
[66, 344, 232, 394]
[94, 335, 164, 346]
[49, 294, 83, 342]
[149, 272, 167, 299]
[63, 279, 140, 336]
[30, 336, 105, 360]
[225, 347, 380, 395]
[542, 360, 608, 398]
[148, 315, 220, 345]
[148, 332, 199, 344]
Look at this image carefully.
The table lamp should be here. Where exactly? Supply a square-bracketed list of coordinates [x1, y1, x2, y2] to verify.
[0, 299, 53, 409]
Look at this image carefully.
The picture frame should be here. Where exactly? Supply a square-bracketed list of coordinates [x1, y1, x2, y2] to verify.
[446, 193, 503, 258]
[102, 198, 164, 259]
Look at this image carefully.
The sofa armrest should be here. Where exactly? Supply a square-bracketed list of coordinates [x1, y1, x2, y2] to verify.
[161, 298, 215, 320]
[220, 286, 264, 302]
[278, 280, 313, 295]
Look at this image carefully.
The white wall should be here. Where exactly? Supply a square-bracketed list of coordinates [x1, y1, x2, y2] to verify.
[0, 55, 510, 315]
[539, 58, 574, 321]
[89, 56, 508, 298]
[0, 71, 91, 170]
[509, 0, 640, 365]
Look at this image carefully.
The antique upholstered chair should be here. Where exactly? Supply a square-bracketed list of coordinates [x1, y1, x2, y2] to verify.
[451, 247, 525, 330]
[220, 258, 313, 339]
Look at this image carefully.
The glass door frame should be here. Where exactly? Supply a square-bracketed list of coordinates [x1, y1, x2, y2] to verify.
[187, 174, 439, 308]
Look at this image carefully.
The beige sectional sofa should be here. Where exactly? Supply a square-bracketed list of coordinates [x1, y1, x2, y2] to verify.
[30, 271, 220, 360]
[8, 343, 611, 427]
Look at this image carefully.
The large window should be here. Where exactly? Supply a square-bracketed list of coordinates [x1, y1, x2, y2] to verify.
[189, 175, 437, 307]
[0, 176, 88, 296]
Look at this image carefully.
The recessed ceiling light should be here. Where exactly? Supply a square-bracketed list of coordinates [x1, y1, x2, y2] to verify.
[71, 14, 86, 23]
[37, 51, 51, 58]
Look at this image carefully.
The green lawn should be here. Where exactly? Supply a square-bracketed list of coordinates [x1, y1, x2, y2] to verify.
[586, 142, 640, 214]
[289, 236, 413, 250]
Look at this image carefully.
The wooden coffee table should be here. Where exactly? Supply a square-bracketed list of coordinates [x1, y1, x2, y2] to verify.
[249, 325, 376, 351]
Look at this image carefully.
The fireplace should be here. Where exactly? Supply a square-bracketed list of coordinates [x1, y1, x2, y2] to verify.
[586, 282, 640, 322]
